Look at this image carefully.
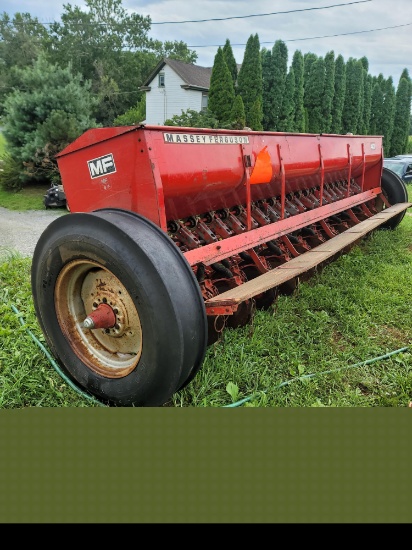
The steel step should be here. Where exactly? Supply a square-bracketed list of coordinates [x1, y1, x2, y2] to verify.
[205, 202, 411, 309]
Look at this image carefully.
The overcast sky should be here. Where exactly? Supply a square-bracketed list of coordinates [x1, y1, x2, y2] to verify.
[2, 0, 411, 86]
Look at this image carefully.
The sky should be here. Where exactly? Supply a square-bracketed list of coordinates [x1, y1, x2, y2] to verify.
[1, 0, 411, 86]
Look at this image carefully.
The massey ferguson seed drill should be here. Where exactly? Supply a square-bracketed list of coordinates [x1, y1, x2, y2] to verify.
[31, 125, 411, 406]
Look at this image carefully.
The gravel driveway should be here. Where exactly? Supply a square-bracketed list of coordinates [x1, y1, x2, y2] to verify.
[0, 206, 66, 259]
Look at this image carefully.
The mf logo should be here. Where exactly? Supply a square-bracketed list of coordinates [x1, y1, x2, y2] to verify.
[87, 154, 116, 179]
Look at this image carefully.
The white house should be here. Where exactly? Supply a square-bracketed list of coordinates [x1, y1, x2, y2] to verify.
[139, 58, 212, 125]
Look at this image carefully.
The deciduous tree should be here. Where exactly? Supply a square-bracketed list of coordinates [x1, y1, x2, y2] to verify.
[0, 12, 48, 115]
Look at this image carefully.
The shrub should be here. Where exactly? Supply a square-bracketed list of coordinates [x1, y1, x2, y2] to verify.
[0, 152, 25, 191]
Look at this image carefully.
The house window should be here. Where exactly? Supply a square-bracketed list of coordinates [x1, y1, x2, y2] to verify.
[158, 73, 165, 88]
[201, 93, 208, 111]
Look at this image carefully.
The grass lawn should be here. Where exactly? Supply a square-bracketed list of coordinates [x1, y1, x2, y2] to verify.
[0, 184, 50, 210]
[0, 133, 50, 210]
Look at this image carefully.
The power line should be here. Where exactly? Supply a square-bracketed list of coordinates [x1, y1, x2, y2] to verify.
[3, 0, 372, 27]
[188, 22, 412, 47]
[286, 21, 412, 42]
[151, 0, 372, 25]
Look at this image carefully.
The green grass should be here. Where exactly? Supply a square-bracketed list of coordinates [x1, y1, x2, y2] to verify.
[0, 132, 50, 210]
[0, 184, 50, 210]
[0, 188, 411, 408]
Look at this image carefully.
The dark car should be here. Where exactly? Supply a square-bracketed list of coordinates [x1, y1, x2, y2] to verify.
[44, 184, 67, 208]
[383, 158, 412, 184]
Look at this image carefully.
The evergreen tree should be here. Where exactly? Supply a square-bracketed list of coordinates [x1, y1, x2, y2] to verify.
[248, 97, 263, 131]
[341, 58, 363, 134]
[360, 73, 372, 134]
[262, 40, 288, 130]
[208, 46, 235, 125]
[229, 95, 246, 129]
[304, 56, 325, 133]
[358, 67, 365, 134]
[303, 53, 318, 83]
[381, 77, 396, 152]
[261, 47, 272, 130]
[2, 54, 98, 185]
[291, 50, 305, 132]
[389, 69, 412, 155]
[322, 51, 335, 133]
[222, 39, 238, 88]
[237, 33, 263, 129]
[330, 54, 346, 133]
[357, 57, 371, 134]
[280, 67, 295, 131]
[369, 79, 384, 135]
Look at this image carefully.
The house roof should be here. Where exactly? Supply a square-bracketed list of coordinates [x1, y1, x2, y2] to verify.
[140, 58, 212, 91]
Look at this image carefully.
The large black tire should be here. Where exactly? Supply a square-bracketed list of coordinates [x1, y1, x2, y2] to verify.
[380, 167, 409, 229]
[31, 208, 208, 407]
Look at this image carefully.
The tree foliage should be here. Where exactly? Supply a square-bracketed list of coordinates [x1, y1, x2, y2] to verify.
[44, 0, 197, 125]
[305, 55, 325, 133]
[278, 67, 295, 131]
[237, 34, 263, 129]
[3, 54, 98, 184]
[330, 55, 346, 133]
[113, 94, 146, 125]
[164, 108, 220, 128]
[291, 50, 305, 132]
[229, 95, 246, 129]
[341, 58, 364, 134]
[389, 69, 412, 155]
[369, 78, 385, 135]
[222, 39, 238, 88]
[262, 40, 288, 131]
[322, 51, 335, 133]
[359, 73, 372, 135]
[381, 77, 396, 151]
[208, 47, 235, 125]
[0, 12, 48, 116]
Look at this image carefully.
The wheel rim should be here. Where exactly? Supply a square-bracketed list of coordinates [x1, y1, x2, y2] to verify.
[55, 260, 142, 378]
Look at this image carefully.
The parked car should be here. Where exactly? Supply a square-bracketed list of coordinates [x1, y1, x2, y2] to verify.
[391, 154, 412, 159]
[383, 158, 412, 184]
[44, 184, 67, 208]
